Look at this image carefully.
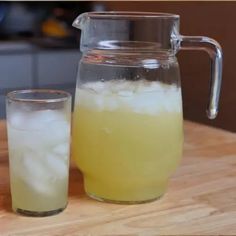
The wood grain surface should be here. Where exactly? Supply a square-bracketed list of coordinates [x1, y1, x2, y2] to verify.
[0, 120, 236, 235]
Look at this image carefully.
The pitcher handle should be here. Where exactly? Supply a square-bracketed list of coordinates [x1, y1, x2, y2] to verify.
[179, 36, 223, 119]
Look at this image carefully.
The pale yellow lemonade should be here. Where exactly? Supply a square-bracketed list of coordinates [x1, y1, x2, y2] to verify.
[7, 110, 70, 212]
[72, 80, 183, 202]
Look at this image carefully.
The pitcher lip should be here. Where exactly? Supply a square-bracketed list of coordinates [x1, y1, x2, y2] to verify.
[86, 11, 179, 19]
[72, 11, 179, 29]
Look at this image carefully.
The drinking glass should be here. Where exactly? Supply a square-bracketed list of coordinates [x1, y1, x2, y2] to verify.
[6, 90, 71, 216]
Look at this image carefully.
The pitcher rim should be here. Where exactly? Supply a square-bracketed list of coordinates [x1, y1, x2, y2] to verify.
[84, 11, 179, 19]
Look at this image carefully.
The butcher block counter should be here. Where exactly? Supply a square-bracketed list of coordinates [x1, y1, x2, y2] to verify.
[0, 120, 236, 235]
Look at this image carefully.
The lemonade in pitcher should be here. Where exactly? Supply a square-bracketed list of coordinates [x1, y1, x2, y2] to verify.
[72, 11, 222, 204]
[72, 80, 183, 203]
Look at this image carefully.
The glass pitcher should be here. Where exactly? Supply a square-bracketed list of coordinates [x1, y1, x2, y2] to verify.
[72, 12, 222, 204]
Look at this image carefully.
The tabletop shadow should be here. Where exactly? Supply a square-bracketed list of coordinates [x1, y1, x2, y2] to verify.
[68, 167, 85, 199]
[1, 188, 12, 213]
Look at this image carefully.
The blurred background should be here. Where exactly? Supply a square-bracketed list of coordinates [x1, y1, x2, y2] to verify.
[0, 2, 234, 132]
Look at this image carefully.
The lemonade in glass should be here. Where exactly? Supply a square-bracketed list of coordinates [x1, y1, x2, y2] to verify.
[6, 90, 71, 216]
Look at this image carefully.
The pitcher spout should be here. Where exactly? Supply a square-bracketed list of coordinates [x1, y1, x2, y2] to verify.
[72, 12, 88, 30]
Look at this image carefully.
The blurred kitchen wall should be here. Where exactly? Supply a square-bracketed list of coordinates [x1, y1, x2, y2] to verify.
[1, 1, 236, 132]
[0, 2, 106, 118]
[103, 2, 235, 132]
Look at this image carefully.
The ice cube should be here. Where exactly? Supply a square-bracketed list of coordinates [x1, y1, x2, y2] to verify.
[9, 112, 27, 129]
[117, 91, 133, 97]
[9, 149, 24, 176]
[10, 128, 45, 150]
[52, 142, 70, 156]
[94, 96, 104, 111]
[22, 152, 54, 196]
[44, 153, 68, 178]
[7, 128, 22, 149]
[105, 97, 118, 111]
[77, 80, 182, 115]
[16, 119, 71, 149]
[82, 81, 107, 94]
[23, 152, 46, 177]
[22, 112, 70, 147]
[9, 110, 66, 131]
[47, 120, 70, 145]
[24, 175, 54, 196]
[27, 110, 65, 130]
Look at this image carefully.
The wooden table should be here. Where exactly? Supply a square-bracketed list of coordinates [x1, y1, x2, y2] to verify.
[1, 120, 236, 235]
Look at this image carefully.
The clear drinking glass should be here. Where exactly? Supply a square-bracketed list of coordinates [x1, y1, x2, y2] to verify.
[6, 90, 71, 216]
[72, 12, 223, 204]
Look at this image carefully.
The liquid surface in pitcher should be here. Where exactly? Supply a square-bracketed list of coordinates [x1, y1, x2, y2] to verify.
[72, 79, 183, 203]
